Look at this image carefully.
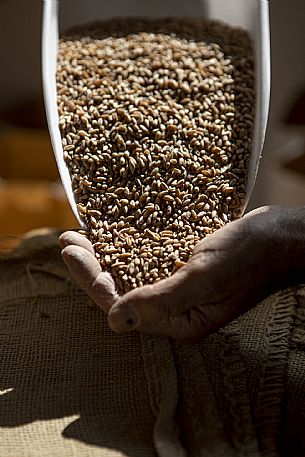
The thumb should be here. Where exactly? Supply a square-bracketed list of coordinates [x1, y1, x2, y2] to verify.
[107, 263, 201, 334]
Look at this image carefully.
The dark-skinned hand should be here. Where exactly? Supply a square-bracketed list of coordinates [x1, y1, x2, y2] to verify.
[59, 205, 305, 342]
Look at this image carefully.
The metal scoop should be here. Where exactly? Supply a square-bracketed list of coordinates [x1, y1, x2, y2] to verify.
[42, 0, 270, 227]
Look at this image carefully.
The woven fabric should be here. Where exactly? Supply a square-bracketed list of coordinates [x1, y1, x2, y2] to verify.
[0, 229, 305, 457]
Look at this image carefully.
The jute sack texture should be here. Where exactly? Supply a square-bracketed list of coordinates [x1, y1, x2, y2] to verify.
[0, 229, 305, 457]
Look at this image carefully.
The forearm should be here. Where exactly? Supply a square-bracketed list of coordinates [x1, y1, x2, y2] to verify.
[276, 206, 305, 288]
[248, 206, 305, 294]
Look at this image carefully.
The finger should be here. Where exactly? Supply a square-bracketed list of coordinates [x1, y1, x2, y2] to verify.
[110, 286, 246, 343]
[244, 205, 280, 217]
[59, 231, 95, 255]
[192, 217, 250, 256]
[62, 245, 119, 311]
[107, 263, 205, 333]
[109, 291, 229, 343]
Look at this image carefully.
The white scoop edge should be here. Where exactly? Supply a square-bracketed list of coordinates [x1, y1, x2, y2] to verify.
[42, 0, 270, 228]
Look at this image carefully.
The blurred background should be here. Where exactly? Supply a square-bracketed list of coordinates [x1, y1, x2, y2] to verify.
[0, 0, 305, 250]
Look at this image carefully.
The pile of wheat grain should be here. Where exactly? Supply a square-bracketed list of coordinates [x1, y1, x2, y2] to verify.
[57, 17, 255, 292]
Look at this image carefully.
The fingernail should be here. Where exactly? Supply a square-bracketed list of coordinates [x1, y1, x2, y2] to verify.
[108, 304, 140, 333]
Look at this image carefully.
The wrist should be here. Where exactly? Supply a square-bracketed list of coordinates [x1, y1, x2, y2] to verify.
[248, 206, 305, 291]
[277, 206, 305, 288]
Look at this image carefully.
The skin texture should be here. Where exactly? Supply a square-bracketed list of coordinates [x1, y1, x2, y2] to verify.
[59, 206, 305, 343]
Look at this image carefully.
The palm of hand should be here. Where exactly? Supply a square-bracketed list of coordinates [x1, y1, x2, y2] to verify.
[59, 207, 283, 342]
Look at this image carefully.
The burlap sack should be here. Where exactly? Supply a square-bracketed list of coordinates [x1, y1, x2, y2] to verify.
[0, 229, 304, 457]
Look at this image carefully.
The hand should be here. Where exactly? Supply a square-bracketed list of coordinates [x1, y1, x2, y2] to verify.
[59, 206, 305, 343]
[58, 231, 119, 310]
